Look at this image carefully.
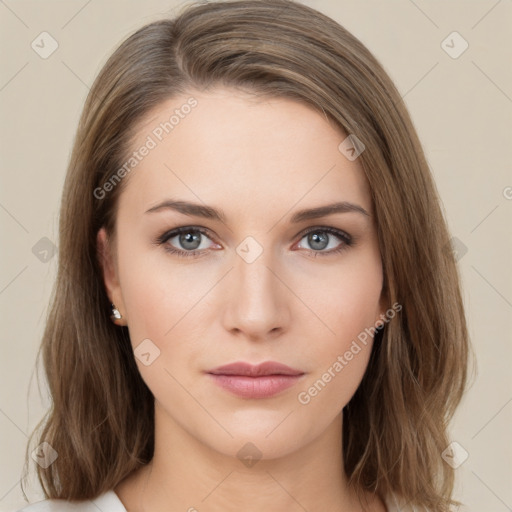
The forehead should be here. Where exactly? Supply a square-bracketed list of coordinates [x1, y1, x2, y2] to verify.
[118, 87, 372, 220]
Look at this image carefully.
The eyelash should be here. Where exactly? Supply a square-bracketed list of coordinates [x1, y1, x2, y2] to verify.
[154, 225, 356, 259]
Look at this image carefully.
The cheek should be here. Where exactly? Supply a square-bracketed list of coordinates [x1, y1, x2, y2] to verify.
[296, 297, 377, 415]
[308, 251, 383, 345]
[117, 237, 200, 339]
[116, 244, 213, 385]
[295, 255, 382, 407]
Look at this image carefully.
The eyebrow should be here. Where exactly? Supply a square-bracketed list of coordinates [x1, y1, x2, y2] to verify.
[145, 199, 370, 223]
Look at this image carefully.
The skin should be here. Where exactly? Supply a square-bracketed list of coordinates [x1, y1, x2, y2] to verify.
[97, 87, 388, 512]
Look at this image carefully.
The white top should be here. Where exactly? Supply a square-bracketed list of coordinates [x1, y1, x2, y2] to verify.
[15, 490, 419, 511]
[15, 491, 126, 512]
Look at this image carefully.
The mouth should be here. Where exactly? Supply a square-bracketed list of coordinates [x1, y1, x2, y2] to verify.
[206, 361, 305, 399]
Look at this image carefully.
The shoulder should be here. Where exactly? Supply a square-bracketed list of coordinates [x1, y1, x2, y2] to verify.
[14, 490, 126, 512]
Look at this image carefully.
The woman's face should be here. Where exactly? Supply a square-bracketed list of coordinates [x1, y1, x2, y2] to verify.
[98, 87, 386, 459]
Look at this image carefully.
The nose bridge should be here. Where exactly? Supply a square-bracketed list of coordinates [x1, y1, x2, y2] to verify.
[222, 235, 289, 337]
[235, 237, 279, 308]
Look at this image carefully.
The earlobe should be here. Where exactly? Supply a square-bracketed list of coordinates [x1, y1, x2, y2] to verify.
[96, 227, 127, 324]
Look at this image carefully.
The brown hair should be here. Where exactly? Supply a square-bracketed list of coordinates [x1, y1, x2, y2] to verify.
[21, 1, 472, 510]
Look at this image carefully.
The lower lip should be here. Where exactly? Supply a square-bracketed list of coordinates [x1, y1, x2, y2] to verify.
[207, 374, 304, 399]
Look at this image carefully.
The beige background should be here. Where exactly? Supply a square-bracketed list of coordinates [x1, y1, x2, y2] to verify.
[1, 1, 511, 510]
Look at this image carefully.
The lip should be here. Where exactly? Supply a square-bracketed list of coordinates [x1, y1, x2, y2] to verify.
[206, 361, 305, 399]
[208, 361, 304, 377]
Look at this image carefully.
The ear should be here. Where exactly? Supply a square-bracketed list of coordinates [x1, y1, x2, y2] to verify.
[97, 227, 127, 323]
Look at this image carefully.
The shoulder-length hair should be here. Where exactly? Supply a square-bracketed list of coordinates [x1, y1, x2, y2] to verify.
[22, 1, 472, 510]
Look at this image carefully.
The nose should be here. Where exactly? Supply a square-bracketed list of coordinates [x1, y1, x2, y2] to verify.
[221, 243, 291, 341]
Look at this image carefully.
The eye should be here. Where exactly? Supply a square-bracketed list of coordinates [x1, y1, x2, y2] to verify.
[155, 226, 219, 258]
[154, 225, 355, 259]
[295, 227, 354, 257]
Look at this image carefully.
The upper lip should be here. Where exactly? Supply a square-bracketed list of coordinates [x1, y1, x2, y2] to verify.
[207, 361, 304, 377]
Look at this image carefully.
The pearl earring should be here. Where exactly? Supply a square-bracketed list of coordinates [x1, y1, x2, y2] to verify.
[110, 303, 122, 322]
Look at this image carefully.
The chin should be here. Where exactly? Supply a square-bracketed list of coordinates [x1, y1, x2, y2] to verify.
[192, 418, 314, 461]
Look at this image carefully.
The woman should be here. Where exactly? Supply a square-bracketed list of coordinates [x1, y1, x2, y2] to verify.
[18, 1, 470, 511]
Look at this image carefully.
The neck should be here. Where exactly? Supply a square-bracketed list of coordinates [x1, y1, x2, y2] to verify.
[115, 401, 385, 512]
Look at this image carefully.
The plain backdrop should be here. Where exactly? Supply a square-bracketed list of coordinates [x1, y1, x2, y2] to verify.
[1, 1, 511, 510]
